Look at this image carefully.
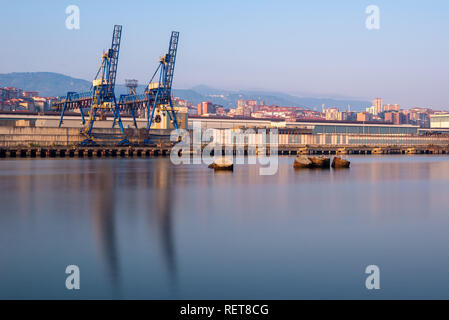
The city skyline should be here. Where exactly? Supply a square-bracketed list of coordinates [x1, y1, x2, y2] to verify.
[1, 1, 449, 109]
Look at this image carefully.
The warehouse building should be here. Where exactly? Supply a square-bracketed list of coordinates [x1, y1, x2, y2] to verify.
[430, 114, 449, 129]
[188, 115, 419, 135]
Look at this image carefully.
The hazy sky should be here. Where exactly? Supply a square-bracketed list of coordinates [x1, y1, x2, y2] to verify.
[1, 0, 449, 108]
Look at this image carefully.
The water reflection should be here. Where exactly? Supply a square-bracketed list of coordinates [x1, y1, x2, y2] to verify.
[89, 159, 178, 292]
[149, 160, 177, 285]
[2, 156, 449, 299]
[91, 164, 121, 293]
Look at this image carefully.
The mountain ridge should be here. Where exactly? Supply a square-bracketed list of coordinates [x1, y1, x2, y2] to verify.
[0, 72, 371, 111]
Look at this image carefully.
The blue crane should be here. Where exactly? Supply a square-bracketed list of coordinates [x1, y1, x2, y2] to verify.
[58, 25, 129, 146]
[145, 31, 180, 132]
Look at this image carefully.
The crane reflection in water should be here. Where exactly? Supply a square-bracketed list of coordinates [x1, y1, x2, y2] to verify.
[90, 159, 177, 296]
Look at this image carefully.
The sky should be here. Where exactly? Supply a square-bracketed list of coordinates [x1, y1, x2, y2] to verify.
[1, 0, 449, 108]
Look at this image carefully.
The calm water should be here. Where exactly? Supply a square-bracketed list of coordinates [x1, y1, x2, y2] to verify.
[1, 155, 449, 299]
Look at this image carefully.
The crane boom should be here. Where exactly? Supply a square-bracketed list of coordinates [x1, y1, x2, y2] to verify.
[164, 31, 179, 94]
[107, 25, 122, 96]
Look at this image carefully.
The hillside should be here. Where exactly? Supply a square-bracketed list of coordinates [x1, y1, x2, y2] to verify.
[0, 72, 91, 97]
[175, 86, 371, 111]
[0, 72, 371, 111]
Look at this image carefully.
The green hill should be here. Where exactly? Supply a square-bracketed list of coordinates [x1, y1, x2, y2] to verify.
[0, 72, 91, 97]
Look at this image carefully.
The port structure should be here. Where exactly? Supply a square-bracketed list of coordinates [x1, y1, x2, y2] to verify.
[145, 31, 180, 132]
[116, 79, 139, 129]
[125, 79, 138, 95]
[53, 30, 181, 145]
[117, 31, 180, 143]
[57, 25, 129, 146]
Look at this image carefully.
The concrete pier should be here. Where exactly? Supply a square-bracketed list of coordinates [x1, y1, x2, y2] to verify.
[0, 146, 173, 159]
[1, 124, 449, 159]
[1, 144, 448, 159]
[294, 145, 449, 155]
[0, 126, 173, 148]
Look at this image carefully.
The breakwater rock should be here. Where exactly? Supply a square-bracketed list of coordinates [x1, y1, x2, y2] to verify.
[293, 155, 331, 169]
[294, 155, 351, 169]
[331, 156, 351, 168]
[208, 158, 234, 171]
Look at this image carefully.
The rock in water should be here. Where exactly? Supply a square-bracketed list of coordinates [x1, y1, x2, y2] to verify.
[209, 158, 234, 171]
[332, 157, 350, 168]
[309, 156, 331, 169]
[293, 155, 313, 169]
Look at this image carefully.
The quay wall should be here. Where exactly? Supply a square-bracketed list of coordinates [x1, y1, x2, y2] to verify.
[2, 125, 449, 148]
[0, 126, 167, 147]
[0, 127, 86, 147]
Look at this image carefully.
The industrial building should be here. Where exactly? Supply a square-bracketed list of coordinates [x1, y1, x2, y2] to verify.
[188, 115, 419, 135]
[0, 111, 187, 130]
[430, 114, 449, 129]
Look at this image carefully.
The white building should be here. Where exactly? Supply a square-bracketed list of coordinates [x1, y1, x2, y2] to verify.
[430, 114, 449, 128]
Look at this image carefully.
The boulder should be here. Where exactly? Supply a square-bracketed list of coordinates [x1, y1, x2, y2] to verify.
[332, 156, 350, 169]
[309, 156, 331, 169]
[208, 158, 234, 171]
[293, 155, 313, 169]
